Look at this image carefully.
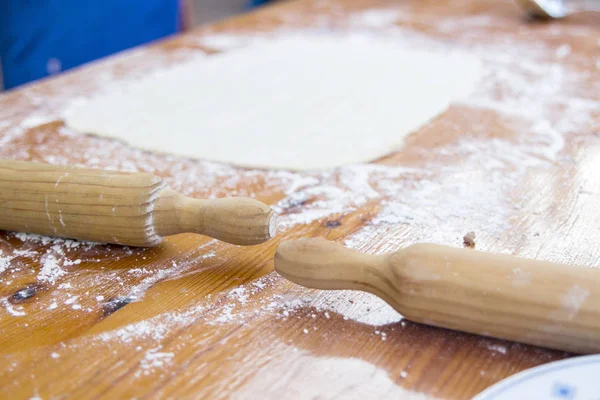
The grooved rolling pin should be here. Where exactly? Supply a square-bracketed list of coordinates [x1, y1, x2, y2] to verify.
[275, 238, 600, 354]
[0, 160, 276, 246]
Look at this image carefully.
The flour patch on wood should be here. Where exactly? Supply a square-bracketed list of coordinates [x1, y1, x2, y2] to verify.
[37, 254, 66, 285]
[236, 346, 434, 399]
[2, 10, 600, 391]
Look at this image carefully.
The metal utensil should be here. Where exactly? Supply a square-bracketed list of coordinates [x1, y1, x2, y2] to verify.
[516, 0, 598, 19]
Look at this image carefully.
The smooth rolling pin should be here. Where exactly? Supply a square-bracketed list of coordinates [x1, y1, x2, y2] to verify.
[275, 238, 600, 354]
[0, 160, 275, 246]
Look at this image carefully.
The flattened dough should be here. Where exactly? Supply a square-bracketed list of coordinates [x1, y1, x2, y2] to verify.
[65, 36, 481, 170]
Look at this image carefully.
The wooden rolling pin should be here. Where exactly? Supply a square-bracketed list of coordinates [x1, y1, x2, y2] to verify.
[0, 160, 276, 246]
[275, 238, 600, 354]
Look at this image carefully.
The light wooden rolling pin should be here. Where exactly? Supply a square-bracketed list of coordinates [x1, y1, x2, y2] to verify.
[0, 160, 276, 246]
[275, 238, 600, 354]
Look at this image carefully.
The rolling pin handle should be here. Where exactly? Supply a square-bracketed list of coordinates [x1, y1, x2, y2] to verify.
[274, 238, 600, 354]
[154, 190, 276, 246]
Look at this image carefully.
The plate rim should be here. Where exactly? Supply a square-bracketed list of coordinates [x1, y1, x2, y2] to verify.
[474, 354, 600, 399]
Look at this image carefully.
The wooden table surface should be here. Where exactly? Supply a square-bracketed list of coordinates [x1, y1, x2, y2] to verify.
[1, 0, 599, 398]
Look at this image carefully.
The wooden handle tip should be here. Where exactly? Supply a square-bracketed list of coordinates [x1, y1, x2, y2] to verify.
[274, 239, 372, 289]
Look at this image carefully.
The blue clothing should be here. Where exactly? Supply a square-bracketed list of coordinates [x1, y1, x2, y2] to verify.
[0, 0, 180, 90]
[248, 0, 271, 7]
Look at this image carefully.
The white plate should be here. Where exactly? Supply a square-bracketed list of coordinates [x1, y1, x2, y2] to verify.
[474, 355, 600, 400]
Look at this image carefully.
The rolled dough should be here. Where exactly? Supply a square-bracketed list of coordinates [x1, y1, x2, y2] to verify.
[64, 36, 481, 170]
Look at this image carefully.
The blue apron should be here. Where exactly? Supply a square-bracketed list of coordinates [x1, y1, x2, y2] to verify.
[0, 0, 180, 90]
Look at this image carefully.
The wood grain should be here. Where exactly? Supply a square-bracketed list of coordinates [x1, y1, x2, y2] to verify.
[0, 0, 599, 398]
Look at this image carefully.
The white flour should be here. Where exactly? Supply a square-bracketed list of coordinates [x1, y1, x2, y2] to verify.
[487, 344, 508, 355]
[37, 254, 67, 285]
[0, 250, 12, 275]
[347, 9, 404, 28]
[0, 5, 597, 391]
[1, 297, 26, 317]
[137, 347, 175, 377]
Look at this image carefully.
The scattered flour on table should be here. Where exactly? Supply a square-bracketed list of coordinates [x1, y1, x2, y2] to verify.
[126, 244, 216, 301]
[69, 272, 404, 379]
[0, 231, 220, 318]
[236, 344, 434, 399]
[37, 254, 67, 285]
[1, 297, 26, 317]
[1, 25, 588, 240]
[347, 9, 405, 28]
[228, 287, 249, 304]
[178, 26, 594, 252]
[487, 344, 508, 355]
[14, 234, 93, 286]
[0, 251, 12, 275]
[90, 271, 396, 352]
[1, 8, 597, 386]
[136, 347, 175, 377]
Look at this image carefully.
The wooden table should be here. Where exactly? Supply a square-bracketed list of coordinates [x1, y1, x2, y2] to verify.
[1, 0, 599, 398]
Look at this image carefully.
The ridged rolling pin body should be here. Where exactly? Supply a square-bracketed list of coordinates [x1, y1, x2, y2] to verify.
[0, 160, 276, 246]
[275, 238, 600, 354]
